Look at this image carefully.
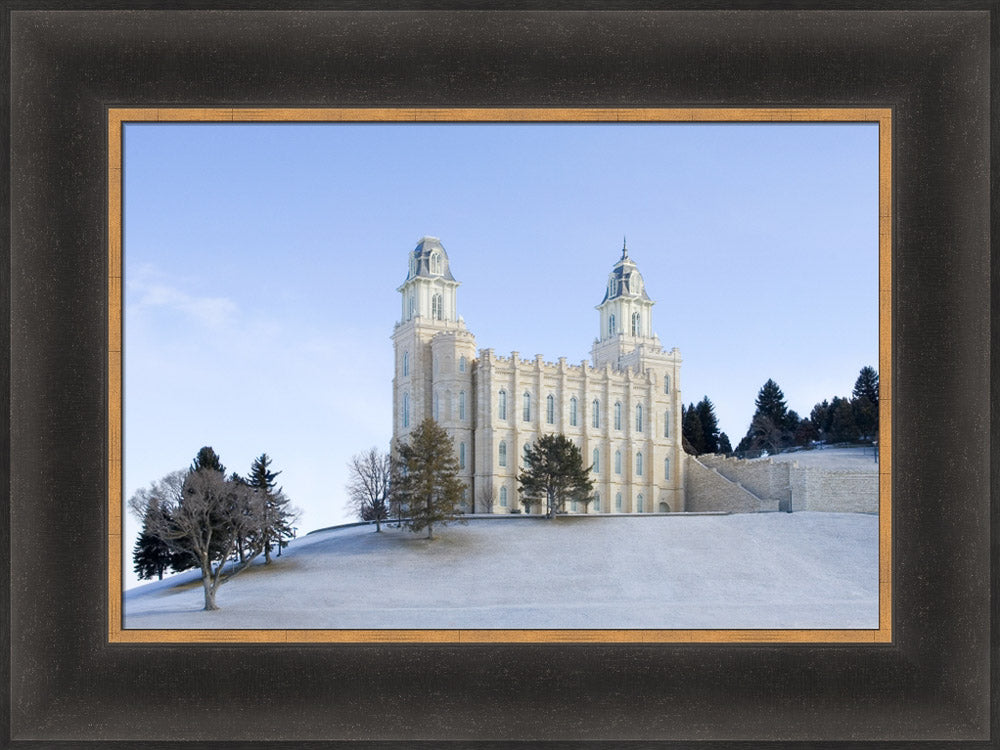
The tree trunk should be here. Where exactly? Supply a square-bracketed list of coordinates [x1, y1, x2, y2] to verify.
[427, 523, 433, 540]
[202, 576, 219, 611]
[375, 516, 381, 532]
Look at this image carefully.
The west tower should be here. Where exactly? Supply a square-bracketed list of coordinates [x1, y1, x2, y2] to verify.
[391, 237, 477, 504]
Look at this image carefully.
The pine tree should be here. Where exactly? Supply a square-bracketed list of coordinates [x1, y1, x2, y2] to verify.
[682, 403, 705, 455]
[392, 419, 465, 539]
[741, 379, 793, 456]
[247, 453, 297, 563]
[518, 433, 594, 518]
[718, 432, 733, 456]
[810, 400, 832, 438]
[754, 379, 789, 428]
[852, 366, 879, 403]
[132, 510, 174, 581]
[191, 446, 226, 474]
[852, 366, 879, 441]
[695, 396, 720, 454]
[829, 397, 860, 442]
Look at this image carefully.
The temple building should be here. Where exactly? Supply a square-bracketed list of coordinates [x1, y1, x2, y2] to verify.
[391, 237, 686, 514]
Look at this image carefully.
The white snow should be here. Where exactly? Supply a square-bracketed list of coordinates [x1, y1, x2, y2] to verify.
[124, 512, 879, 630]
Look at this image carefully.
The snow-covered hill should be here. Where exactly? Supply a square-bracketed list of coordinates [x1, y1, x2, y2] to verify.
[124, 512, 879, 630]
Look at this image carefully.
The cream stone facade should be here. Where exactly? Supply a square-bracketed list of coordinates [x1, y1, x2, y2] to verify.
[391, 237, 686, 514]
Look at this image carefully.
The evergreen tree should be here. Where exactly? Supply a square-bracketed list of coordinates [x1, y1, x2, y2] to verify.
[754, 379, 789, 428]
[852, 366, 879, 403]
[518, 433, 594, 518]
[810, 400, 832, 437]
[695, 396, 721, 454]
[132, 510, 174, 581]
[718, 432, 733, 456]
[392, 419, 465, 539]
[741, 379, 793, 455]
[682, 404, 705, 455]
[829, 397, 860, 442]
[247, 453, 297, 563]
[191, 446, 225, 474]
[794, 418, 819, 446]
[852, 366, 879, 440]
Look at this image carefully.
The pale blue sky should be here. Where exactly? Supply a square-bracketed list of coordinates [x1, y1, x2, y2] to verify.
[122, 121, 878, 584]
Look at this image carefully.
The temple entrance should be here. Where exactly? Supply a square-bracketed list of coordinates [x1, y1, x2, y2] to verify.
[658, 502, 670, 513]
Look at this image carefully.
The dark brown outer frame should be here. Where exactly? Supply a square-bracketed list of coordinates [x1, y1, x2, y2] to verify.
[4, 4, 993, 746]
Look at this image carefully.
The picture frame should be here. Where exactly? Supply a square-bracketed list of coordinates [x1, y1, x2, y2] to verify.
[5, 4, 993, 745]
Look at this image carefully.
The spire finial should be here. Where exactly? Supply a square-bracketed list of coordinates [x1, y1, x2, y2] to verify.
[622, 235, 628, 259]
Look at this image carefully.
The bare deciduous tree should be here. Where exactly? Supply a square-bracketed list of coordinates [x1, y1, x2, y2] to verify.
[477, 483, 495, 514]
[144, 468, 266, 610]
[346, 447, 392, 532]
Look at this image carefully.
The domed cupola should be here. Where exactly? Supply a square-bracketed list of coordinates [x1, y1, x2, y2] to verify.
[406, 236, 456, 282]
[397, 236, 462, 326]
[600, 238, 652, 304]
[592, 237, 659, 367]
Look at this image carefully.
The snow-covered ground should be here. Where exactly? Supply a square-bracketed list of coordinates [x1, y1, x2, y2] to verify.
[124, 512, 879, 630]
[762, 445, 879, 470]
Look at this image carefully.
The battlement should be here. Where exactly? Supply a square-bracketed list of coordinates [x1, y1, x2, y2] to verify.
[477, 348, 656, 382]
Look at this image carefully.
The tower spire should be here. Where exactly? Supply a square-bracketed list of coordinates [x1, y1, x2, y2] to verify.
[622, 235, 628, 259]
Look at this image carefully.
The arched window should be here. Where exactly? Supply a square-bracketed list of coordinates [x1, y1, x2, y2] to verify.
[569, 397, 578, 426]
[594, 492, 601, 512]
[430, 252, 441, 275]
[615, 492, 622, 510]
[433, 391, 439, 420]
[614, 402, 622, 430]
[500, 486, 508, 507]
[459, 442, 466, 469]
[592, 399, 600, 428]
[459, 391, 466, 421]
[608, 314, 616, 336]
[407, 294, 414, 320]
[546, 394, 555, 424]
[459, 355, 467, 372]
[637, 494, 644, 513]
[402, 351, 409, 377]
[664, 457, 671, 480]
[636, 452, 643, 476]
[571, 499, 578, 513]
[631, 311, 641, 336]
[664, 375, 670, 394]
[402, 392, 410, 428]
[431, 293, 443, 320]
[615, 450, 622, 475]
[523, 392, 531, 422]
[498, 441, 507, 467]
[498, 390, 507, 420]
[592, 448, 600, 474]
[636, 404, 643, 432]
[664, 410, 670, 438]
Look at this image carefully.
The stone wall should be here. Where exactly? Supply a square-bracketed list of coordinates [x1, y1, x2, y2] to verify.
[685, 457, 778, 513]
[698, 454, 791, 502]
[794, 469, 878, 513]
[691, 453, 877, 513]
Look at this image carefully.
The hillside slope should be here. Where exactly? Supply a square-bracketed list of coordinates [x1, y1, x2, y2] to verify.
[124, 512, 878, 630]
